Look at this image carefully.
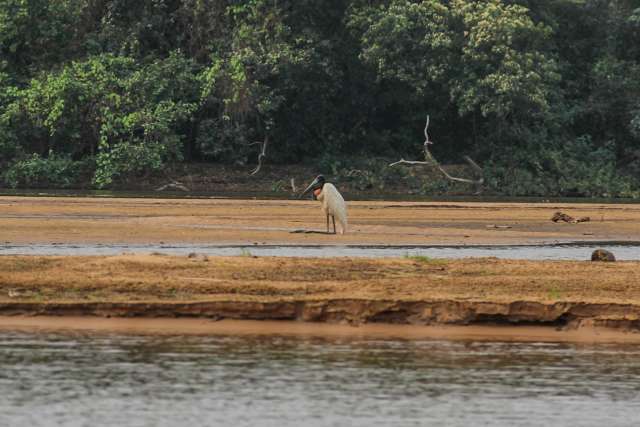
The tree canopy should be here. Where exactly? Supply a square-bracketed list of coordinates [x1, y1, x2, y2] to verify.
[1, 0, 639, 196]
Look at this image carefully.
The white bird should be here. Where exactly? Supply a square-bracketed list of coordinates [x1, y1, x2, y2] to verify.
[301, 175, 348, 234]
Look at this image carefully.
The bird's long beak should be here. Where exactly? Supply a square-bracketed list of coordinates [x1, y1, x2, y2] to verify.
[300, 177, 321, 199]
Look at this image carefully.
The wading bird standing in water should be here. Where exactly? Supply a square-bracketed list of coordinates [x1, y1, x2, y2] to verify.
[301, 175, 348, 234]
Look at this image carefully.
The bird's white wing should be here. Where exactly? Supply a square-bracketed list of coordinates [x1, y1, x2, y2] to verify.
[322, 183, 347, 234]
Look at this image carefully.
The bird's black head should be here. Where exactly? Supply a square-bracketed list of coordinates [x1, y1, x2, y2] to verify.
[300, 175, 326, 199]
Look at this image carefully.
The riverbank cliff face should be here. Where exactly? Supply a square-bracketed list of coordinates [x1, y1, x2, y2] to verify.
[1, 300, 639, 331]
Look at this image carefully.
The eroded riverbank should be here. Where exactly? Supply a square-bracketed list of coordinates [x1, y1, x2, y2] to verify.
[2, 255, 640, 335]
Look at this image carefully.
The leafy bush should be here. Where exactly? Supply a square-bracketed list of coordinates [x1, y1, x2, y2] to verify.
[0, 71, 18, 163]
[544, 137, 634, 197]
[3, 153, 89, 188]
[0, 119, 18, 164]
[4, 52, 199, 187]
[93, 141, 172, 188]
[486, 136, 639, 197]
[195, 118, 252, 164]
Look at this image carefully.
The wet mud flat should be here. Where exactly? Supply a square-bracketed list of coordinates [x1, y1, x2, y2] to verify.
[2, 254, 640, 336]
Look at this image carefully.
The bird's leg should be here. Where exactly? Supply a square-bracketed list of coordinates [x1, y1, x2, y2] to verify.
[326, 214, 330, 234]
[332, 216, 336, 234]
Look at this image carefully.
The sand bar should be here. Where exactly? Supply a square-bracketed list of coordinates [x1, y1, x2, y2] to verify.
[1, 196, 639, 246]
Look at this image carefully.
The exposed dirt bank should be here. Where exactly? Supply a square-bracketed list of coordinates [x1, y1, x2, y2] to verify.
[1, 196, 639, 246]
[1, 255, 640, 333]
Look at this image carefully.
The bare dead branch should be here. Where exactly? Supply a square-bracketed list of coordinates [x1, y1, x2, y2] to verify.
[249, 136, 268, 176]
[389, 159, 431, 167]
[389, 115, 484, 187]
[463, 155, 483, 176]
[155, 181, 190, 192]
[423, 115, 432, 144]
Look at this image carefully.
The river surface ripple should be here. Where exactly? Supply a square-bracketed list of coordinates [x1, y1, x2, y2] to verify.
[1, 331, 640, 426]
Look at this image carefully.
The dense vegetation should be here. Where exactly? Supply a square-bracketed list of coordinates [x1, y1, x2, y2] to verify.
[1, 0, 639, 196]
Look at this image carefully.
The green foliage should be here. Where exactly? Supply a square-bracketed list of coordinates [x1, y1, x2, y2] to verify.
[3, 152, 89, 188]
[93, 140, 170, 188]
[0, 0, 86, 77]
[4, 52, 199, 187]
[195, 118, 251, 163]
[403, 253, 447, 265]
[350, 0, 453, 92]
[0, 71, 18, 162]
[544, 137, 632, 197]
[485, 136, 638, 197]
[451, 0, 560, 118]
[0, 0, 638, 197]
[352, 0, 559, 118]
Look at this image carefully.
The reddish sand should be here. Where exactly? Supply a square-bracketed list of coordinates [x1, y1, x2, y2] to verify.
[1, 196, 639, 246]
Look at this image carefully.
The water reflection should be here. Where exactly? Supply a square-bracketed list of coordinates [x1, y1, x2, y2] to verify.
[1, 332, 640, 426]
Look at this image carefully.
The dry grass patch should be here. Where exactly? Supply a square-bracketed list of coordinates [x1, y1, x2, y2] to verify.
[1, 255, 640, 305]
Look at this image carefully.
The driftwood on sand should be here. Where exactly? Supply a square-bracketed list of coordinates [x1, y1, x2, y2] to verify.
[551, 211, 590, 223]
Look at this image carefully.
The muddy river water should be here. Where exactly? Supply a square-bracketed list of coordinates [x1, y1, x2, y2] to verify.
[1, 330, 640, 426]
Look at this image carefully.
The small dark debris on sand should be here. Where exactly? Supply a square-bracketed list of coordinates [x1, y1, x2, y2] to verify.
[290, 229, 332, 234]
[591, 249, 616, 262]
[486, 224, 512, 229]
[552, 211, 590, 223]
[187, 252, 209, 262]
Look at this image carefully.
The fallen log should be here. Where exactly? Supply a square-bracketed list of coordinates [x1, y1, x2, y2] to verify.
[551, 211, 590, 223]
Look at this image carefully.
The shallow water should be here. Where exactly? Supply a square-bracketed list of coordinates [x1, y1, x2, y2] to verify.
[1, 330, 639, 426]
[1, 242, 639, 260]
